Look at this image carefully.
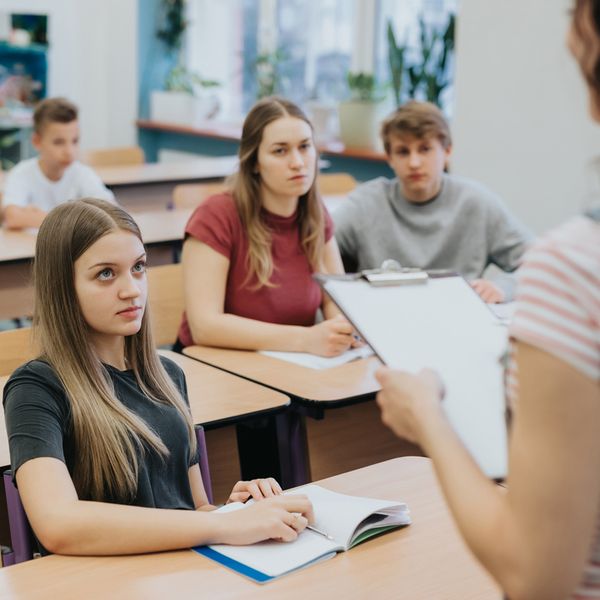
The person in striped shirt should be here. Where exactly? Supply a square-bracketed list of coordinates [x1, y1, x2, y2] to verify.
[374, 1, 600, 598]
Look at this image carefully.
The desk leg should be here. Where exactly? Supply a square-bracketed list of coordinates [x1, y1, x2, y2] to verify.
[275, 409, 311, 488]
[235, 410, 311, 489]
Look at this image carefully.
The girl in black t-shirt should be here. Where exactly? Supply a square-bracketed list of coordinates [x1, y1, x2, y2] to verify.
[3, 198, 313, 555]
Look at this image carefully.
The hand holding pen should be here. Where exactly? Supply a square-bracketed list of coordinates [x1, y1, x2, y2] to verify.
[231, 480, 333, 542]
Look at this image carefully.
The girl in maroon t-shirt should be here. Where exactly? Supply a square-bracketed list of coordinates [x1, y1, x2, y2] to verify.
[178, 97, 356, 357]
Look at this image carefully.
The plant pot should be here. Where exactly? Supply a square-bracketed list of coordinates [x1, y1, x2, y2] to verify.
[306, 101, 339, 145]
[150, 90, 220, 126]
[338, 100, 386, 150]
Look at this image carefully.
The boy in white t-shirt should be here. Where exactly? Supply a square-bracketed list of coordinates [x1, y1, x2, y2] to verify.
[2, 97, 115, 230]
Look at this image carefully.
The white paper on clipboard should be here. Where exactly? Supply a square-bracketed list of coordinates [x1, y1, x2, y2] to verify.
[318, 275, 508, 479]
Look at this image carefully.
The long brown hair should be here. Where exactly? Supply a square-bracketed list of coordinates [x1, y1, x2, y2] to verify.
[230, 96, 325, 287]
[33, 199, 196, 502]
[571, 0, 600, 112]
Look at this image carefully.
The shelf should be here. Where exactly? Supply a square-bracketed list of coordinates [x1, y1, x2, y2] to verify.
[136, 119, 388, 162]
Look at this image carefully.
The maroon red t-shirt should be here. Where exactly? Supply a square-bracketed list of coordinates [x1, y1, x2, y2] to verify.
[177, 193, 334, 347]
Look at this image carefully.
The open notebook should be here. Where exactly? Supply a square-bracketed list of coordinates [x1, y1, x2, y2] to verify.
[193, 484, 410, 583]
[259, 345, 374, 370]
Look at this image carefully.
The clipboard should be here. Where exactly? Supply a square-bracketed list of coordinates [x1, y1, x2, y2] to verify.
[315, 270, 508, 479]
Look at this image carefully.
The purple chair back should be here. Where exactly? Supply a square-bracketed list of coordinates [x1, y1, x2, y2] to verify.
[195, 424, 213, 504]
[2, 425, 213, 564]
[2, 470, 35, 565]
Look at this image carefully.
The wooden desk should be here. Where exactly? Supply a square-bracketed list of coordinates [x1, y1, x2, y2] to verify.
[160, 351, 293, 500]
[183, 346, 381, 409]
[159, 351, 288, 428]
[0, 458, 500, 599]
[0, 355, 290, 498]
[0, 209, 191, 320]
[182, 346, 415, 487]
[96, 156, 238, 211]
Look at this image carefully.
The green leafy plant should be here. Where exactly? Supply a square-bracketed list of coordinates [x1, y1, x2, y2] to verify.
[155, 1, 221, 95]
[156, 0, 187, 52]
[388, 13, 455, 108]
[0, 131, 17, 171]
[346, 72, 385, 102]
[424, 14, 455, 106]
[387, 20, 407, 107]
[253, 48, 288, 98]
[165, 65, 220, 96]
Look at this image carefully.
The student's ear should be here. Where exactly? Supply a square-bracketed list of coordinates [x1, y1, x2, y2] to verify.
[31, 131, 42, 152]
[443, 144, 453, 171]
[385, 151, 394, 170]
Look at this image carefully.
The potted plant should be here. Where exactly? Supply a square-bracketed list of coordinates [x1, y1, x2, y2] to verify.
[252, 48, 289, 99]
[150, 0, 221, 125]
[387, 20, 407, 107]
[338, 72, 387, 150]
[387, 14, 455, 108]
[151, 65, 221, 125]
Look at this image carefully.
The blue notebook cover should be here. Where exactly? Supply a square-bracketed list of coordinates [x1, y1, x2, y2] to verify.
[193, 546, 274, 583]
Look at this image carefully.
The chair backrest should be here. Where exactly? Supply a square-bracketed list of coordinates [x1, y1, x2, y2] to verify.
[2, 425, 212, 564]
[82, 146, 145, 168]
[172, 182, 229, 210]
[318, 172, 358, 195]
[2, 470, 35, 565]
[194, 425, 213, 504]
[0, 327, 36, 377]
[147, 263, 184, 347]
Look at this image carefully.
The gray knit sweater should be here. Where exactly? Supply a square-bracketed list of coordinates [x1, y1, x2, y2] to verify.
[334, 174, 533, 282]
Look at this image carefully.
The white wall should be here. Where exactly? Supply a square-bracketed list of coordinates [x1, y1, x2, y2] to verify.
[2, 0, 137, 150]
[452, 0, 600, 233]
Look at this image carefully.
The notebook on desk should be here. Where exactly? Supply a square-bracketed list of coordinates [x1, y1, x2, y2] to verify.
[259, 345, 374, 370]
[316, 272, 508, 479]
[194, 484, 410, 583]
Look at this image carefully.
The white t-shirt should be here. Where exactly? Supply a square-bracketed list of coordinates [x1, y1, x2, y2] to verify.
[3, 158, 115, 211]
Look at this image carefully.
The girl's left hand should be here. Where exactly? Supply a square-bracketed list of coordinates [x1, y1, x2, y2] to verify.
[375, 366, 445, 444]
[226, 478, 284, 504]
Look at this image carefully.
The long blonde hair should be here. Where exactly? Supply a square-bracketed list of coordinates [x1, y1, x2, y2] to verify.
[230, 96, 326, 287]
[33, 199, 196, 502]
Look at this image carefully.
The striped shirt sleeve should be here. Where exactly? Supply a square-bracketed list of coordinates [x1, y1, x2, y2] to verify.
[509, 217, 600, 381]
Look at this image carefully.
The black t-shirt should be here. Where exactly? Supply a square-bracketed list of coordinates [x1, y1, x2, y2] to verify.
[2, 356, 198, 510]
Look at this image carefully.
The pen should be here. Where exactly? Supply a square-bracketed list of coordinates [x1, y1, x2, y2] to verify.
[306, 524, 334, 541]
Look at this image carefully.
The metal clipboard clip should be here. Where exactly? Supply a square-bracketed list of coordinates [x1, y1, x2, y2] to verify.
[316, 260, 429, 287]
[360, 258, 428, 286]
[360, 267, 428, 286]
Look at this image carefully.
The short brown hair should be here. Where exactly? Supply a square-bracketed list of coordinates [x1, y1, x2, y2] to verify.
[33, 97, 78, 135]
[380, 100, 452, 155]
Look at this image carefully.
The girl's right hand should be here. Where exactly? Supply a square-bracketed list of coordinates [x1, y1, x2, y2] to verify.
[216, 494, 314, 545]
[304, 315, 354, 357]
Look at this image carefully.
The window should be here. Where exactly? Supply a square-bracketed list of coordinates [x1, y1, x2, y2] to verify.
[276, 0, 354, 105]
[186, 0, 457, 119]
[187, 0, 354, 117]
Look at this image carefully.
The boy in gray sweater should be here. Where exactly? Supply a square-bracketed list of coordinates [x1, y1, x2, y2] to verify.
[333, 101, 533, 302]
